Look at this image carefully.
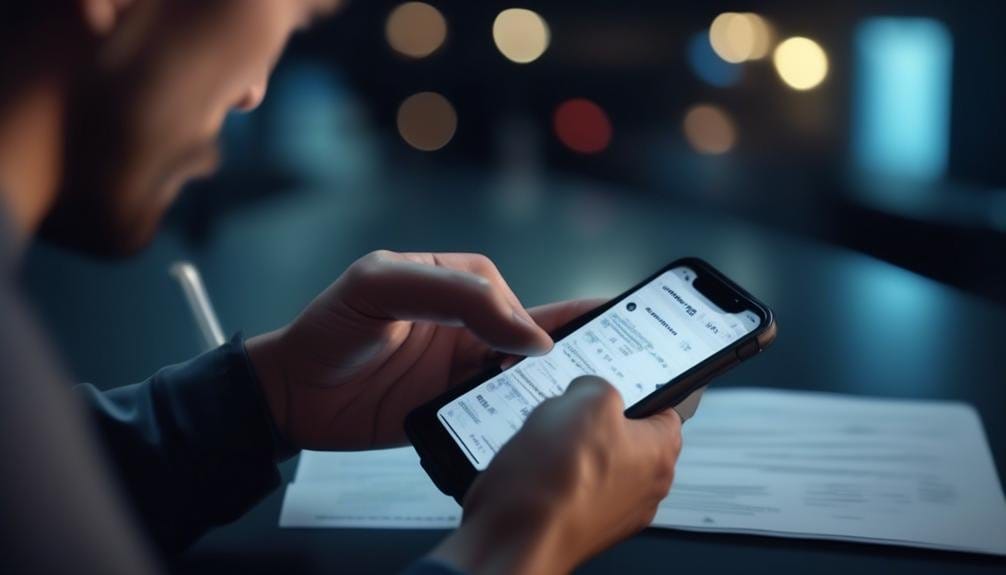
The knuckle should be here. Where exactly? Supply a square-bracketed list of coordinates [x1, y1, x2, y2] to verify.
[567, 436, 608, 490]
[595, 385, 625, 418]
[594, 380, 621, 403]
[460, 253, 497, 277]
[656, 459, 676, 491]
[641, 439, 678, 494]
[572, 376, 622, 411]
[671, 430, 684, 456]
[467, 252, 495, 269]
[350, 250, 393, 279]
[363, 249, 395, 263]
[649, 442, 677, 492]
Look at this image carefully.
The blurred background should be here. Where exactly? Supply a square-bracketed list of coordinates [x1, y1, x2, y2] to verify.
[184, 0, 1006, 297]
[22, 0, 1006, 390]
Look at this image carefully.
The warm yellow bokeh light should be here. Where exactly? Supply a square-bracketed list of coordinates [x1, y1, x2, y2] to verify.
[744, 13, 773, 60]
[710, 12, 774, 63]
[683, 104, 737, 155]
[397, 92, 457, 151]
[386, 2, 447, 59]
[710, 12, 753, 63]
[493, 8, 550, 64]
[773, 37, 829, 90]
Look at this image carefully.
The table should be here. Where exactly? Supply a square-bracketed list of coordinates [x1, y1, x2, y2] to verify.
[24, 172, 1006, 573]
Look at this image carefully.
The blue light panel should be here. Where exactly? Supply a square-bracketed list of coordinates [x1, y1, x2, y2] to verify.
[853, 18, 953, 183]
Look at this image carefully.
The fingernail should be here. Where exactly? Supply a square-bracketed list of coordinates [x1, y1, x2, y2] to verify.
[512, 309, 553, 354]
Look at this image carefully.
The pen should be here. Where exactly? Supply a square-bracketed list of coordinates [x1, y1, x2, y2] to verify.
[169, 261, 227, 350]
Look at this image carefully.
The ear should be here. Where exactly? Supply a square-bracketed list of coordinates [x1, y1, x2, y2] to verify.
[79, 0, 135, 36]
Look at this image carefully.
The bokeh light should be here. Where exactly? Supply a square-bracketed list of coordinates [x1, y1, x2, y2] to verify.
[493, 8, 550, 64]
[710, 13, 753, 63]
[554, 99, 612, 154]
[688, 31, 742, 88]
[773, 37, 829, 90]
[709, 12, 774, 63]
[683, 104, 736, 155]
[386, 2, 447, 59]
[397, 92, 457, 151]
[744, 13, 774, 60]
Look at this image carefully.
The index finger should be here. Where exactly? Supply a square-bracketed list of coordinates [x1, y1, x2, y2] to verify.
[527, 298, 608, 333]
[341, 251, 553, 356]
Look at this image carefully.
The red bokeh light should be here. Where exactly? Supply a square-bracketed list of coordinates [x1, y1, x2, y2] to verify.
[553, 98, 612, 154]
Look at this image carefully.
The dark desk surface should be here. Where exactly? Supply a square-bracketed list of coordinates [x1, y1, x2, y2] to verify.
[24, 173, 1006, 574]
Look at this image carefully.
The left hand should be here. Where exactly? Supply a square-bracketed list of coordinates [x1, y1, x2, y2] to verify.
[431, 376, 682, 575]
[246, 250, 603, 451]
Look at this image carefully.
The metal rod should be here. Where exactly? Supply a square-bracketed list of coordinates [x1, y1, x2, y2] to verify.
[169, 261, 227, 350]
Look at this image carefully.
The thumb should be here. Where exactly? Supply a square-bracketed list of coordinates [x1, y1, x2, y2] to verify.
[558, 375, 625, 416]
[337, 251, 553, 356]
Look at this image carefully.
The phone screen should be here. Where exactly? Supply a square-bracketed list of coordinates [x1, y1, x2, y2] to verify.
[437, 266, 762, 470]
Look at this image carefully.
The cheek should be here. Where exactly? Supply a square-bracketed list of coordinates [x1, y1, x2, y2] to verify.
[135, 0, 297, 145]
[52, 0, 301, 255]
[206, 0, 299, 117]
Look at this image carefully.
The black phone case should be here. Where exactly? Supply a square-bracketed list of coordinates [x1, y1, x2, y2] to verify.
[406, 257, 777, 503]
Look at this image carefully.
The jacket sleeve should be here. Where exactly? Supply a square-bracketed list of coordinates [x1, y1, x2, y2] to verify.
[75, 335, 288, 554]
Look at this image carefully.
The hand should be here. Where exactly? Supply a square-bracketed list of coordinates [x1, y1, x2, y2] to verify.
[431, 376, 682, 575]
[245, 250, 604, 451]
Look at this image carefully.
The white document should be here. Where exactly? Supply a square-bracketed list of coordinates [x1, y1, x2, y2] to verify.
[654, 389, 1006, 555]
[279, 388, 1006, 556]
[280, 447, 461, 529]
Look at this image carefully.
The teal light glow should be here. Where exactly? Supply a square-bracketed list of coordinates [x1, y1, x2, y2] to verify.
[852, 18, 953, 184]
[688, 31, 742, 88]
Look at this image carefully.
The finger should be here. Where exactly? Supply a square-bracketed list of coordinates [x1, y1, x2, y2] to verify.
[562, 375, 625, 413]
[492, 298, 608, 369]
[405, 252, 557, 356]
[405, 253, 549, 338]
[563, 376, 679, 440]
[628, 406, 683, 457]
[342, 251, 552, 356]
[524, 375, 621, 435]
[431, 253, 537, 325]
[527, 298, 608, 333]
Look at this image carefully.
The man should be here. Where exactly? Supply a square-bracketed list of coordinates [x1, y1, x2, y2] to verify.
[0, 2, 683, 573]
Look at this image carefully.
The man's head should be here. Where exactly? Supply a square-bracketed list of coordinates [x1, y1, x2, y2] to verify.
[15, 0, 339, 255]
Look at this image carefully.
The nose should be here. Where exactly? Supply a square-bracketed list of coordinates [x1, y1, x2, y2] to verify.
[234, 79, 267, 113]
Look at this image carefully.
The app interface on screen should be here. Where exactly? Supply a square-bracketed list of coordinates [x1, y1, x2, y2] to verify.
[438, 266, 762, 470]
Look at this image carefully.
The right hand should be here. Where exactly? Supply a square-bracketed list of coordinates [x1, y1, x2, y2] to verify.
[246, 250, 602, 453]
[430, 375, 683, 574]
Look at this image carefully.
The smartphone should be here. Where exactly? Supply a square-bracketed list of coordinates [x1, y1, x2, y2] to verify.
[405, 257, 776, 500]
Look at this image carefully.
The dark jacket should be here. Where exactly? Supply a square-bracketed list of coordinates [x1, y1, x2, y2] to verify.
[0, 214, 458, 574]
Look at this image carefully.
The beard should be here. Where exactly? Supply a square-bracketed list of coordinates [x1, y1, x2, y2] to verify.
[39, 138, 221, 259]
[38, 61, 223, 259]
